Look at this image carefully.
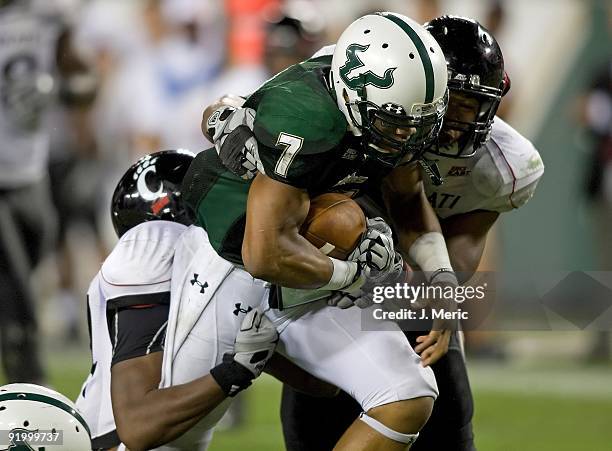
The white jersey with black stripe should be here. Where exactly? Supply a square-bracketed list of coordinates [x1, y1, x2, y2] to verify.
[75, 220, 186, 443]
[422, 117, 544, 218]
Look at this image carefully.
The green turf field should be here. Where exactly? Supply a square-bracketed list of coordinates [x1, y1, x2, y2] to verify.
[7, 350, 612, 451]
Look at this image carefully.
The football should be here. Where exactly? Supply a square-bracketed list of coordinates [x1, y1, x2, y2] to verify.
[300, 192, 366, 260]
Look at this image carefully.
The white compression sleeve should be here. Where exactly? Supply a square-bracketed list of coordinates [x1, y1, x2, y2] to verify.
[408, 232, 457, 284]
[320, 257, 360, 291]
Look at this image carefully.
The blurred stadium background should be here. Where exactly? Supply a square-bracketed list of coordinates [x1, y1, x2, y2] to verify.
[0, 0, 611, 449]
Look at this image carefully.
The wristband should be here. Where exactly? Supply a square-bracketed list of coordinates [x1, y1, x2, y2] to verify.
[210, 354, 255, 397]
[429, 268, 458, 286]
[320, 257, 360, 291]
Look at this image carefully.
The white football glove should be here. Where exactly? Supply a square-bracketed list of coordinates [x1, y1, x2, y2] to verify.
[206, 106, 261, 180]
[233, 308, 279, 378]
[210, 308, 278, 396]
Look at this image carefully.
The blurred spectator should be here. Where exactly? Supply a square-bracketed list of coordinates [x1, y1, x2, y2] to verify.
[74, 0, 146, 168]
[484, 0, 514, 119]
[113, 0, 225, 157]
[48, 23, 104, 343]
[583, 60, 612, 208]
[72, 0, 225, 254]
[485, 0, 506, 36]
[0, 0, 62, 382]
[199, 2, 325, 147]
[263, 4, 324, 74]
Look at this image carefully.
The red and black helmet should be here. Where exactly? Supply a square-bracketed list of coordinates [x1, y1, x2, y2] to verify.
[111, 150, 195, 237]
[425, 15, 509, 158]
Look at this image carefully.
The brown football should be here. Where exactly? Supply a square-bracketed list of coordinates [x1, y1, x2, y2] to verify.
[300, 193, 366, 260]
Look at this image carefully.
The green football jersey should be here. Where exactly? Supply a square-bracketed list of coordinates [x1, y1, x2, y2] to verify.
[246, 55, 361, 191]
[182, 56, 380, 308]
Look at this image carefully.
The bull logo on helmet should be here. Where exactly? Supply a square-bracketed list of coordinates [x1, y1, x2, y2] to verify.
[339, 44, 396, 91]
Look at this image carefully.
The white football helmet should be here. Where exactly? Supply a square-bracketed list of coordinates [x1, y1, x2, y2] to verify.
[0, 383, 91, 450]
[331, 12, 448, 166]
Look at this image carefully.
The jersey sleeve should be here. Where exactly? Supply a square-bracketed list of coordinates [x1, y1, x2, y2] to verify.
[255, 141, 340, 190]
[311, 44, 336, 58]
[485, 175, 542, 212]
[99, 221, 185, 300]
[98, 221, 184, 364]
[107, 304, 169, 366]
[252, 79, 347, 189]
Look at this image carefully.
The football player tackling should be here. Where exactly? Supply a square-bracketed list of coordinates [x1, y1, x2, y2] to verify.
[76, 151, 280, 451]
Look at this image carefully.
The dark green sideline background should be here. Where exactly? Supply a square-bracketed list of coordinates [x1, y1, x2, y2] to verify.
[500, 0, 610, 272]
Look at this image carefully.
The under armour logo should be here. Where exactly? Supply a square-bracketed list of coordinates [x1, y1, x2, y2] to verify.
[233, 303, 253, 316]
[228, 384, 241, 396]
[190, 274, 209, 293]
[382, 103, 406, 115]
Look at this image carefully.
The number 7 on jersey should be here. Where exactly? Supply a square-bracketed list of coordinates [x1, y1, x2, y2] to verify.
[274, 132, 304, 177]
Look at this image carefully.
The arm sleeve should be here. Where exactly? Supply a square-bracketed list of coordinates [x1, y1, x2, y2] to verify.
[106, 293, 170, 366]
[250, 79, 347, 190]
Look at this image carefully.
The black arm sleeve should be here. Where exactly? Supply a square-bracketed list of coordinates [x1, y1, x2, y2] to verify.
[106, 292, 170, 366]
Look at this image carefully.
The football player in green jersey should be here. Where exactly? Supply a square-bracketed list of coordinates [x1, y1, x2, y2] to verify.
[206, 15, 543, 451]
[195, 11, 453, 300]
[200, 12, 457, 363]
[182, 12, 456, 450]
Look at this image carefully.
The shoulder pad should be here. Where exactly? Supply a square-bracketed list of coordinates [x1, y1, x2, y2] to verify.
[485, 178, 542, 212]
[253, 80, 347, 155]
[100, 221, 187, 299]
[473, 118, 544, 211]
[311, 45, 335, 59]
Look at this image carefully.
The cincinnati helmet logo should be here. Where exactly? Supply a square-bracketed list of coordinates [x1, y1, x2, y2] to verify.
[339, 43, 396, 91]
[133, 156, 164, 201]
